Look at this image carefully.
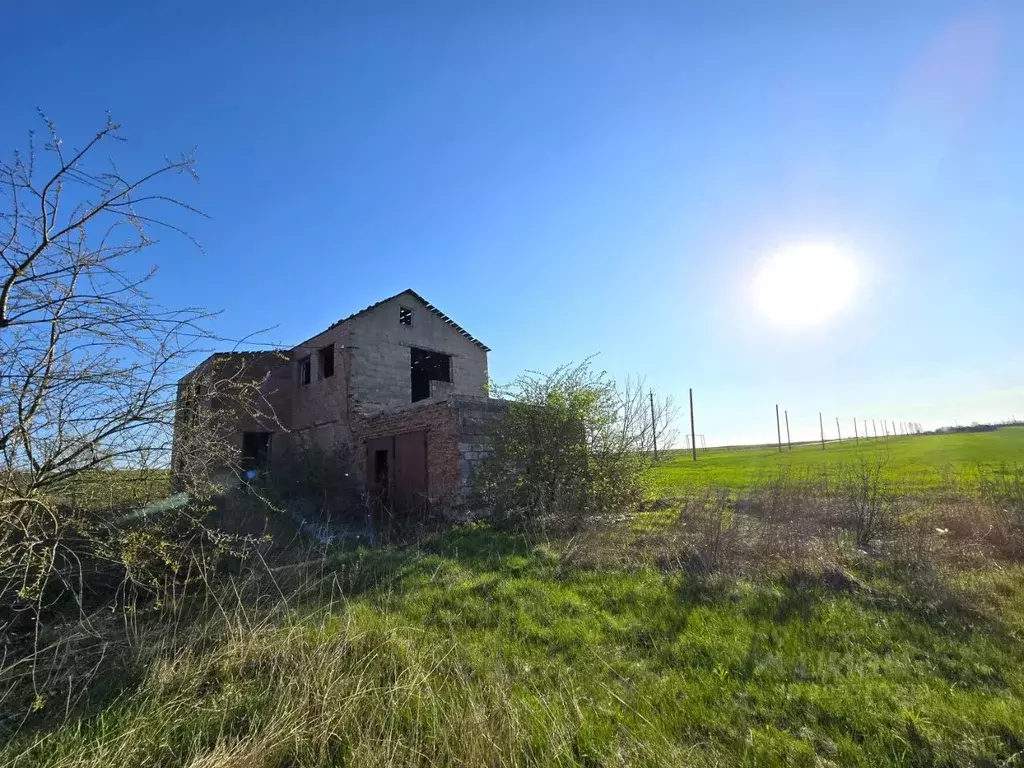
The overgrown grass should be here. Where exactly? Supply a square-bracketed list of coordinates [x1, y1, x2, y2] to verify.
[5, 517, 1024, 767]
[5, 445, 1024, 766]
[653, 426, 1024, 491]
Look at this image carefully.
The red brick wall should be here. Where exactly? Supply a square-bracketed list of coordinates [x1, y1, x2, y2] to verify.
[355, 400, 460, 505]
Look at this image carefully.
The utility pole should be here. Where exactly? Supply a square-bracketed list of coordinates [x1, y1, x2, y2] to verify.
[872, 419, 877, 438]
[835, 417, 842, 442]
[689, 388, 697, 462]
[892, 420, 897, 438]
[649, 389, 658, 462]
[784, 409, 792, 450]
[776, 404, 782, 453]
[819, 412, 825, 450]
[853, 417, 859, 444]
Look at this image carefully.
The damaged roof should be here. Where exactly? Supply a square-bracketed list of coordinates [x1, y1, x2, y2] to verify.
[328, 289, 490, 352]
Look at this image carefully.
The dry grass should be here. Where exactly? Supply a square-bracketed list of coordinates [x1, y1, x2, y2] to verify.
[1, 552, 692, 767]
[568, 464, 1024, 580]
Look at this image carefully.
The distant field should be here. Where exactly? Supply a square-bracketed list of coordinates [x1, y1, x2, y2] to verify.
[653, 426, 1024, 491]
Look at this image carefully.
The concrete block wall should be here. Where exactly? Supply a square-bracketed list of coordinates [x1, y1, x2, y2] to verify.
[346, 294, 488, 415]
[453, 397, 508, 500]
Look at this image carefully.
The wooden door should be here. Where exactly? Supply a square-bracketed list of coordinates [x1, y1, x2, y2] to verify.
[393, 430, 428, 514]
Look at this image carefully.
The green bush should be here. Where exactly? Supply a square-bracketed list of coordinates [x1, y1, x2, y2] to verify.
[476, 361, 673, 532]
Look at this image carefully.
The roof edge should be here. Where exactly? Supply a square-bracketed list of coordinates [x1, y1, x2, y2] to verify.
[324, 289, 490, 352]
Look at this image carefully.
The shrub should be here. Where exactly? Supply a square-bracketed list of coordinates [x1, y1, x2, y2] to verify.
[475, 361, 675, 533]
[678, 490, 735, 573]
[834, 457, 897, 548]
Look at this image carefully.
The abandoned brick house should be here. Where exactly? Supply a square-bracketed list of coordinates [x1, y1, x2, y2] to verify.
[171, 290, 504, 510]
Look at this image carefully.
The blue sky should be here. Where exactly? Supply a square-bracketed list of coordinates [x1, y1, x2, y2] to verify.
[3, 1, 1022, 445]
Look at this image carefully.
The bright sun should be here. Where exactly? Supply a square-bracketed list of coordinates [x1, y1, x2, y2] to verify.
[751, 242, 861, 328]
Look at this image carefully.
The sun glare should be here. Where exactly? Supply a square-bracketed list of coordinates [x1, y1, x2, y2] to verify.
[751, 242, 860, 328]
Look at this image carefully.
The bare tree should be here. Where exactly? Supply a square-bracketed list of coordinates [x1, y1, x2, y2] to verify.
[0, 114, 275, 615]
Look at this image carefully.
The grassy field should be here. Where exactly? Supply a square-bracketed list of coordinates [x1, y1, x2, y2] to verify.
[6, 527, 1024, 767]
[5, 430, 1024, 766]
[654, 427, 1024, 491]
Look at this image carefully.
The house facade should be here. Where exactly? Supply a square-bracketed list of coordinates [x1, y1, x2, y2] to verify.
[172, 290, 502, 510]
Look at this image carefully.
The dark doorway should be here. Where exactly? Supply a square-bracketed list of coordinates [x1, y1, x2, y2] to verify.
[241, 431, 272, 470]
[365, 432, 428, 514]
[318, 344, 334, 378]
[373, 449, 389, 491]
[410, 347, 451, 402]
[367, 438, 393, 507]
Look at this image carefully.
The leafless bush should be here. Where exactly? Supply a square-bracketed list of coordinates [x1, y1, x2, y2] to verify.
[572, 465, 1024, 584]
[979, 464, 1024, 527]
[677, 489, 736, 573]
[833, 457, 898, 548]
[253, 442, 363, 524]
[170, 354, 284, 496]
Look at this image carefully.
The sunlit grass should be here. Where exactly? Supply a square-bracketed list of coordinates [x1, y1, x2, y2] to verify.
[6, 525, 1024, 767]
[652, 427, 1024, 491]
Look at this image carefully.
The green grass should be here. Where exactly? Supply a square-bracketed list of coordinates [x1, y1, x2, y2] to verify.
[5, 430, 1024, 766]
[6, 526, 1024, 767]
[653, 426, 1024, 492]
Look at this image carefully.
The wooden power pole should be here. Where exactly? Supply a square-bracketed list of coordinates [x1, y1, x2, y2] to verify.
[776, 404, 782, 453]
[784, 410, 792, 450]
[649, 389, 658, 462]
[819, 412, 825, 450]
[689, 388, 697, 462]
[835, 417, 842, 442]
[853, 417, 859, 444]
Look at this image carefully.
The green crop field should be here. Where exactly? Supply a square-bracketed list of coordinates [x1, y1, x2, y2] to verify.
[653, 426, 1024, 492]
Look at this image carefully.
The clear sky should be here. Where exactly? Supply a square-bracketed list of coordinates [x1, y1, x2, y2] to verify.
[3, 1, 1022, 446]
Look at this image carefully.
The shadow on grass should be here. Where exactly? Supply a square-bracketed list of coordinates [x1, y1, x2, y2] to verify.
[860, 558, 1017, 650]
[323, 525, 539, 600]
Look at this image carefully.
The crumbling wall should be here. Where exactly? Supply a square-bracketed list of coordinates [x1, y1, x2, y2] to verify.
[170, 350, 292, 487]
[453, 397, 508, 502]
[352, 395, 507, 509]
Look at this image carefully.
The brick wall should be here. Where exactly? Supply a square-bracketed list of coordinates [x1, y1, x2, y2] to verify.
[353, 395, 507, 508]
[355, 399, 460, 504]
[288, 324, 353, 453]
